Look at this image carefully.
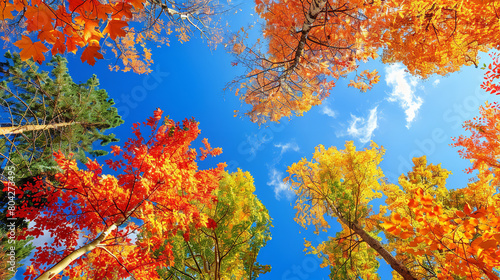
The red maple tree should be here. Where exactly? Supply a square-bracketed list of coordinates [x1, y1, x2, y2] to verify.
[18, 109, 224, 279]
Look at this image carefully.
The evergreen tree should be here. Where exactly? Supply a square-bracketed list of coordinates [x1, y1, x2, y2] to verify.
[0, 52, 124, 278]
[0, 229, 35, 279]
[0, 52, 124, 181]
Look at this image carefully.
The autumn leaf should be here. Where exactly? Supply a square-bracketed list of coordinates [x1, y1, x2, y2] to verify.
[81, 20, 103, 43]
[0, 1, 15, 20]
[103, 20, 128, 40]
[13, 36, 48, 64]
[24, 4, 55, 31]
[81, 46, 104, 66]
[51, 38, 67, 55]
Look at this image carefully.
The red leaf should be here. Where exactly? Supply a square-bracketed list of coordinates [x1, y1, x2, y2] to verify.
[81, 46, 104, 66]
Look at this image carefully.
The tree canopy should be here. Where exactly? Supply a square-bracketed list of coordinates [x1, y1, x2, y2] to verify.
[229, 0, 500, 123]
[286, 103, 500, 279]
[159, 170, 272, 280]
[0, 0, 229, 73]
[3, 0, 500, 279]
[0, 52, 123, 184]
[19, 110, 225, 279]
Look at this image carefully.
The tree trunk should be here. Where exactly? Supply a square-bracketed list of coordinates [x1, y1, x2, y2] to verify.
[0, 122, 80, 136]
[337, 216, 418, 280]
[286, 0, 328, 74]
[35, 223, 118, 280]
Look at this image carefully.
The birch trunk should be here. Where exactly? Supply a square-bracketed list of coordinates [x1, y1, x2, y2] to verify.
[35, 223, 118, 280]
[0, 122, 80, 136]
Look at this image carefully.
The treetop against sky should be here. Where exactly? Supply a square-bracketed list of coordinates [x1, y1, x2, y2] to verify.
[0, 0, 500, 279]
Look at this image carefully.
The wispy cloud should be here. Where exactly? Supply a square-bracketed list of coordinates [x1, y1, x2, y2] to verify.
[385, 64, 423, 128]
[274, 141, 299, 155]
[245, 133, 272, 158]
[267, 167, 294, 200]
[346, 106, 378, 144]
[432, 79, 440, 87]
[320, 104, 337, 118]
[267, 141, 300, 200]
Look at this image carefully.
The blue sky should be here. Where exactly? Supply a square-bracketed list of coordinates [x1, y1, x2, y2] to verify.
[10, 1, 500, 279]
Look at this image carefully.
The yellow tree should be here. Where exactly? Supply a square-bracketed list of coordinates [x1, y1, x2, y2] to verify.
[287, 141, 500, 279]
[158, 170, 272, 280]
[230, 0, 499, 123]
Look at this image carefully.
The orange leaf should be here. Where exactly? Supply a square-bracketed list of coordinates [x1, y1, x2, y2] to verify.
[13, 36, 48, 64]
[479, 239, 498, 249]
[54, 6, 72, 28]
[0, 1, 15, 20]
[127, 0, 143, 9]
[471, 236, 483, 248]
[464, 203, 472, 216]
[408, 198, 418, 208]
[392, 213, 402, 222]
[104, 20, 128, 40]
[470, 209, 486, 219]
[493, 233, 500, 242]
[66, 36, 81, 53]
[81, 46, 104, 66]
[38, 27, 58, 44]
[400, 231, 414, 239]
[81, 20, 102, 42]
[24, 4, 54, 31]
[51, 37, 66, 55]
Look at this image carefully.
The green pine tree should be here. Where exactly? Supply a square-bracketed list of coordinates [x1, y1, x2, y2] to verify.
[0, 229, 35, 279]
[0, 52, 124, 277]
[0, 52, 123, 180]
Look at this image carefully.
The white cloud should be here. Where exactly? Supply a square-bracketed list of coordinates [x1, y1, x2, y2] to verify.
[432, 79, 440, 87]
[274, 142, 299, 155]
[267, 167, 294, 200]
[245, 133, 271, 157]
[385, 64, 424, 128]
[346, 107, 379, 144]
[320, 104, 337, 118]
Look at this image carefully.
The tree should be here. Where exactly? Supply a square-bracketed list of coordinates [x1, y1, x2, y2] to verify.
[18, 109, 225, 280]
[158, 169, 272, 280]
[452, 101, 500, 188]
[0, 0, 229, 73]
[229, 0, 499, 123]
[0, 52, 123, 278]
[287, 141, 500, 279]
[0, 228, 35, 279]
[0, 52, 123, 186]
[481, 52, 500, 95]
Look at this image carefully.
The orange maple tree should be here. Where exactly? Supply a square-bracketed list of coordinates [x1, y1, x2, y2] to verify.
[230, 0, 500, 123]
[1, 0, 227, 73]
[17, 109, 225, 279]
[363, 77, 500, 280]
